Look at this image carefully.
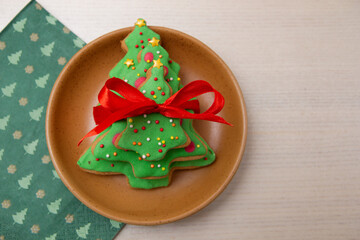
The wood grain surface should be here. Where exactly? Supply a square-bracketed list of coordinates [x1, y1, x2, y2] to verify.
[2, 0, 359, 239]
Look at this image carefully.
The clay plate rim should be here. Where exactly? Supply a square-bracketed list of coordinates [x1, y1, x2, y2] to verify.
[46, 26, 247, 225]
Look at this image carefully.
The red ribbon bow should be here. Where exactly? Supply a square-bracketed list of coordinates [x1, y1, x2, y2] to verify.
[78, 77, 232, 145]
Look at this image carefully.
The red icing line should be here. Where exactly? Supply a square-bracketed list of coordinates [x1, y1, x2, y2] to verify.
[164, 66, 168, 76]
[184, 141, 195, 153]
[134, 77, 146, 88]
[112, 133, 121, 145]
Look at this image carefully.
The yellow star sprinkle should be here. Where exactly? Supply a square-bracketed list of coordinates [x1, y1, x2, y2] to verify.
[153, 59, 163, 69]
[124, 59, 134, 68]
[134, 19, 146, 27]
[148, 37, 160, 47]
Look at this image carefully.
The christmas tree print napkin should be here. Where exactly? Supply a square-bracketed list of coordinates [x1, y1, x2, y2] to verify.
[0, 1, 124, 239]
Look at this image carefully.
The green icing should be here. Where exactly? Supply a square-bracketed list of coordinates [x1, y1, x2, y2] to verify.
[89, 116, 208, 179]
[116, 113, 187, 161]
[109, 18, 160, 80]
[78, 136, 215, 189]
[124, 44, 181, 93]
[139, 65, 172, 103]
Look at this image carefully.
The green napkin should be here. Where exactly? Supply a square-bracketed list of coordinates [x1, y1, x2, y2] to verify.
[0, 1, 124, 239]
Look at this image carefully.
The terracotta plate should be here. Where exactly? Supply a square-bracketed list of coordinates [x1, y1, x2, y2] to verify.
[46, 26, 247, 225]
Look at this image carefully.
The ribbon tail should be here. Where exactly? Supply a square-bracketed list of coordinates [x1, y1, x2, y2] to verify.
[160, 107, 232, 126]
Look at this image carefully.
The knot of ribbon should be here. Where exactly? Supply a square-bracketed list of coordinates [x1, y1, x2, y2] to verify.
[78, 77, 232, 145]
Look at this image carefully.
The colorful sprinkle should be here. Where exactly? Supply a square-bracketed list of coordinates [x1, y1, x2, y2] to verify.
[169, 119, 173, 123]
[124, 79, 128, 82]
[162, 167, 165, 171]
[146, 137, 150, 141]
[162, 144, 166, 147]
[142, 90, 146, 94]
[129, 118, 133, 123]
[100, 144, 104, 148]
[157, 86, 162, 90]
[175, 136, 179, 140]
[197, 144, 200, 148]
[140, 40, 144, 43]
[137, 73, 140, 76]
[160, 128, 164, 132]
[159, 55, 163, 58]
[134, 129, 138, 133]
[138, 157, 142, 160]
[132, 141, 136, 145]
[161, 92, 165, 95]
[113, 152, 117, 156]
[169, 60, 173, 63]
[96, 158, 99, 161]
[142, 126, 146, 130]
[150, 164, 155, 168]
[170, 77, 173, 81]
[157, 164, 161, 167]
[158, 142, 161, 146]
[106, 154, 110, 158]
[141, 45, 144, 49]
[204, 157, 208, 160]
[142, 155, 146, 159]
[130, 124, 134, 128]
[162, 140, 165, 144]
[138, 142, 142, 146]
[177, 77, 181, 81]
[146, 153, 150, 157]
[156, 51, 160, 54]
[147, 120, 151, 124]
[135, 44, 139, 48]
[155, 120, 160, 124]
[139, 32, 143, 35]
[111, 163, 114, 167]
[157, 137, 160, 140]
[170, 136, 174, 140]
[172, 123, 176, 127]
[158, 149, 163, 153]
[151, 91, 155, 95]
[154, 77, 158, 81]
[144, 114, 147, 118]
[153, 95, 157, 99]
[144, 69, 147, 72]
[132, 66, 135, 70]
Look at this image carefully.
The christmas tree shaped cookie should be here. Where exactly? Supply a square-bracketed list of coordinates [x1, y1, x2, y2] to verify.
[115, 60, 190, 160]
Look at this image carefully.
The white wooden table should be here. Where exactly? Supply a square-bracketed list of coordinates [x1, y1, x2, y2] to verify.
[2, 0, 360, 239]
